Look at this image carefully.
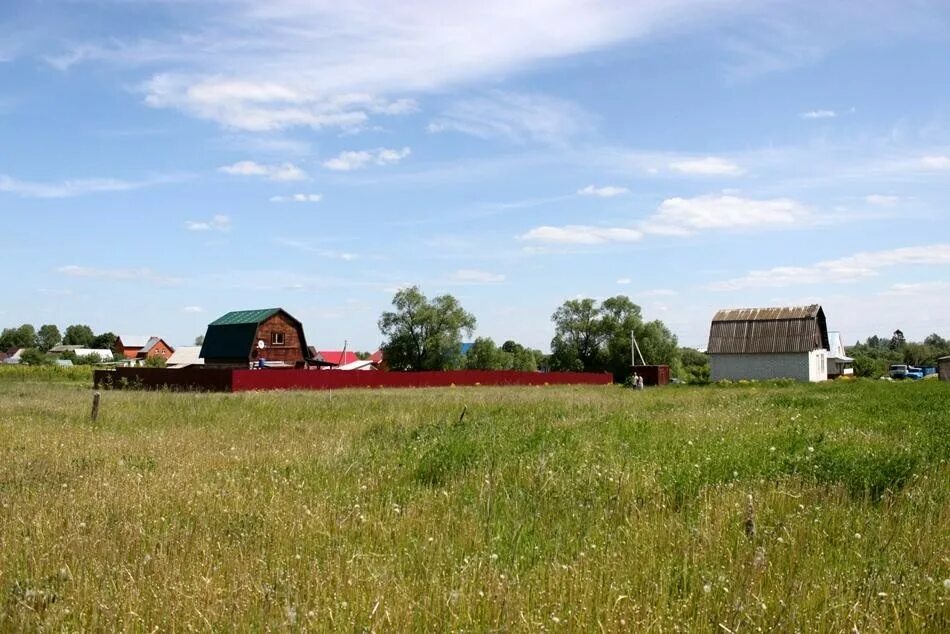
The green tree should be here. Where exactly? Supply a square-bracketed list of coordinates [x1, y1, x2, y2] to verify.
[550, 298, 604, 372]
[0, 324, 38, 350]
[144, 355, 167, 368]
[63, 324, 95, 346]
[464, 337, 507, 370]
[678, 347, 710, 384]
[550, 295, 679, 380]
[92, 332, 117, 351]
[19, 348, 52, 366]
[378, 286, 476, 371]
[194, 335, 205, 346]
[37, 324, 61, 352]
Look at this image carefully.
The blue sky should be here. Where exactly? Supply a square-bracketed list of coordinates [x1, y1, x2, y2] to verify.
[2, 0, 949, 351]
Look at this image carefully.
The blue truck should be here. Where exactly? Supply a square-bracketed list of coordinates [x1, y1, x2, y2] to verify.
[889, 364, 924, 380]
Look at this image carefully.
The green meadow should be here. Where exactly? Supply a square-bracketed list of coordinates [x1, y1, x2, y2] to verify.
[1, 369, 947, 631]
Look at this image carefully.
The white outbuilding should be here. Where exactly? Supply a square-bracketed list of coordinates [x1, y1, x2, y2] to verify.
[707, 305, 830, 382]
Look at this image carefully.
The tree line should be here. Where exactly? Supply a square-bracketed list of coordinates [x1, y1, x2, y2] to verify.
[846, 330, 950, 377]
[378, 286, 684, 381]
[0, 323, 119, 365]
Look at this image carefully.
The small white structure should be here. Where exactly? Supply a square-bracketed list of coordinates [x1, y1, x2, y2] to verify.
[71, 348, 114, 362]
[826, 332, 854, 378]
[707, 305, 830, 382]
[166, 346, 204, 368]
[336, 359, 377, 371]
[2, 348, 25, 364]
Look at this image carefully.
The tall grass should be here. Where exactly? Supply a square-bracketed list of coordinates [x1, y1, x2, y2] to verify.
[0, 379, 947, 630]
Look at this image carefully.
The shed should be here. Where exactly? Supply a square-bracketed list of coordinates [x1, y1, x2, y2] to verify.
[707, 305, 830, 382]
[939, 356, 950, 382]
[166, 346, 204, 368]
[200, 308, 310, 367]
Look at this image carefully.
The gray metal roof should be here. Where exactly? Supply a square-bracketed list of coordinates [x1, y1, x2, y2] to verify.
[707, 304, 829, 354]
[118, 335, 150, 348]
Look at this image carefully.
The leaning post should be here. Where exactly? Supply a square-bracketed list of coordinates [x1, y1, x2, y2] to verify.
[91, 391, 101, 422]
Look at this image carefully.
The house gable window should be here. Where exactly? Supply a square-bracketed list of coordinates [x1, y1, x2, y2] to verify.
[271, 332, 285, 345]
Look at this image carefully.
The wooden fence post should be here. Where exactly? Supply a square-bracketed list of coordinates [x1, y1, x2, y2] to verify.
[91, 391, 100, 422]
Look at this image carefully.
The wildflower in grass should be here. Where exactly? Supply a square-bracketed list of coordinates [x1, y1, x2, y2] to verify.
[943, 578, 950, 591]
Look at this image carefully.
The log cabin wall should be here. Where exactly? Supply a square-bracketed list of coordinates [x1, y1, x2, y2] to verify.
[254, 313, 306, 364]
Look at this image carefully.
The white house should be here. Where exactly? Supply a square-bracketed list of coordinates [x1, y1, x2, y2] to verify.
[707, 305, 830, 382]
[826, 331, 854, 378]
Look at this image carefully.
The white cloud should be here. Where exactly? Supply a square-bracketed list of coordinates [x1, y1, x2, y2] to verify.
[669, 157, 744, 176]
[521, 194, 807, 247]
[709, 244, 950, 291]
[449, 269, 506, 284]
[865, 194, 899, 206]
[183, 306, 204, 313]
[322, 147, 410, 171]
[185, 214, 231, 232]
[270, 193, 323, 203]
[428, 91, 590, 145]
[800, 109, 836, 119]
[57, 264, 182, 286]
[616, 278, 632, 285]
[219, 161, 307, 181]
[642, 195, 808, 236]
[881, 281, 950, 296]
[272, 238, 358, 261]
[95, 2, 726, 132]
[520, 225, 642, 245]
[578, 184, 629, 198]
[919, 155, 950, 170]
[0, 173, 177, 198]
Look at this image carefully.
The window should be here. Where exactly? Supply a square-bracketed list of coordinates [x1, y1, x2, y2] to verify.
[271, 332, 285, 345]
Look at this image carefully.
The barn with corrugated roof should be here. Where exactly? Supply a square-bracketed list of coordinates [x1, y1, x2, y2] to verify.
[706, 304, 830, 382]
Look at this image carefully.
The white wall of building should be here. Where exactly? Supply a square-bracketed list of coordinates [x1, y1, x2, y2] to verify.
[711, 350, 828, 382]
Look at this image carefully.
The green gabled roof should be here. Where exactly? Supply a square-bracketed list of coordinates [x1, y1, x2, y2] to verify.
[200, 308, 306, 361]
[209, 308, 281, 326]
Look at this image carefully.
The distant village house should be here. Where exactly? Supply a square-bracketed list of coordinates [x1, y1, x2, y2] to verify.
[707, 305, 831, 382]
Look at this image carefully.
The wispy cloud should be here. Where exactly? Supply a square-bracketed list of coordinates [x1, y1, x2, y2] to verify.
[919, 155, 950, 170]
[668, 157, 744, 176]
[322, 147, 410, 171]
[270, 193, 323, 203]
[272, 238, 358, 261]
[521, 194, 810, 246]
[449, 269, 506, 284]
[800, 109, 836, 119]
[57, 264, 182, 286]
[183, 306, 204, 313]
[865, 194, 899, 206]
[185, 214, 231, 232]
[709, 244, 950, 291]
[578, 184, 629, 198]
[641, 195, 808, 236]
[428, 91, 590, 145]
[881, 281, 950, 296]
[0, 173, 180, 198]
[520, 225, 642, 245]
[219, 161, 307, 181]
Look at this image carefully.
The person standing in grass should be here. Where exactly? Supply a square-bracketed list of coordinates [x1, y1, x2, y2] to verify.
[636, 374, 645, 390]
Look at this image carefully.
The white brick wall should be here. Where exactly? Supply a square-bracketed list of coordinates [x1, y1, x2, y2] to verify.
[710, 350, 828, 382]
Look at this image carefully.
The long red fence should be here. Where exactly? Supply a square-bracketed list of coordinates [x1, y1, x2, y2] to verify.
[94, 368, 612, 392]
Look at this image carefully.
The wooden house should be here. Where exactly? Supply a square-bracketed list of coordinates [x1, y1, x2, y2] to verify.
[707, 305, 830, 382]
[199, 308, 310, 367]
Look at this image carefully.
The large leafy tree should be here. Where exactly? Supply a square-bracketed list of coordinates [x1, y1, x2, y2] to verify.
[63, 324, 95, 346]
[379, 286, 476, 371]
[92, 331, 118, 351]
[0, 324, 38, 350]
[37, 324, 61, 352]
[550, 295, 679, 380]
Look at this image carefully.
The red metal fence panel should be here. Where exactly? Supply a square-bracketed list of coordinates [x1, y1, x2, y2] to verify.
[93, 368, 612, 392]
[231, 369, 611, 392]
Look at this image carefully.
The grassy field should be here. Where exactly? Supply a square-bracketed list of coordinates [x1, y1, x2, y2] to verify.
[1, 372, 948, 631]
